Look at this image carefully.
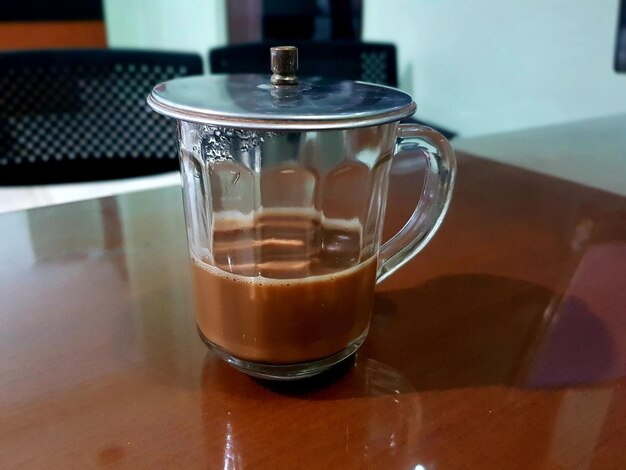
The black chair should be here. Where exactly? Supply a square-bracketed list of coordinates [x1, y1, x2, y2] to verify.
[209, 41, 456, 138]
[0, 49, 203, 185]
[210, 41, 398, 86]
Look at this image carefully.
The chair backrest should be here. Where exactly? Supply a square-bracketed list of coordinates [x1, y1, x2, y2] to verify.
[0, 49, 203, 185]
[210, 41, 398, 86]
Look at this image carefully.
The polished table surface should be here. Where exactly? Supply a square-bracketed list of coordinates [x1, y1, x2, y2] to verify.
[454, 113, 626, 197]
[1, 151, 626, 469]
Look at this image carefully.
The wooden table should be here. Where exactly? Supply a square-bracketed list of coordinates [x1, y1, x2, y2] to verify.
[1, 151, 625, 469]
[453, 113, 626, 197]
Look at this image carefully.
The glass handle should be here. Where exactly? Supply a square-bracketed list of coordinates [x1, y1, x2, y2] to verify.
[377, 124, 457, 283]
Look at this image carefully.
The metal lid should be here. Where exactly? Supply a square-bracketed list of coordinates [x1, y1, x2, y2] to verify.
[147, 46, 415, 131]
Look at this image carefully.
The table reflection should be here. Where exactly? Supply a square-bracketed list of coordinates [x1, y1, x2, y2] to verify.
[201, 354, 422, 468]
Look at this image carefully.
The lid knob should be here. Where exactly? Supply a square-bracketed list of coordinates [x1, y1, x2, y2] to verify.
[271, 46, 299, 86]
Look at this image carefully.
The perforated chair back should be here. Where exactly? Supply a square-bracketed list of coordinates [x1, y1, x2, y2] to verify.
[0, 49, 203, 185]
[210, 41, 398, 86]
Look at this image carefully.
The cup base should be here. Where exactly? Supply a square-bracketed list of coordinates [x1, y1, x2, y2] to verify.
[197, 328, 367, 381]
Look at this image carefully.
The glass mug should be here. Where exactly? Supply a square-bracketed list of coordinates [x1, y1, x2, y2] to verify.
[177, 120, 455, 379]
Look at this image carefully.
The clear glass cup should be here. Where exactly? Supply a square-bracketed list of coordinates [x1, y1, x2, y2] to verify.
[177, 119, 455, 380]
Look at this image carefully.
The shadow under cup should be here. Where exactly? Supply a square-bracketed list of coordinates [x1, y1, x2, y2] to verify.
[179, 123, 399, 379]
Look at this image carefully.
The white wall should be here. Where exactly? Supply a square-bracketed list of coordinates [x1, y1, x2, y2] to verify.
[364, 0, 626, 137]
[103, 0, 227, 70]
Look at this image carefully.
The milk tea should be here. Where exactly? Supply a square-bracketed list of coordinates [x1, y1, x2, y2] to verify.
[192, 209, 377, 364]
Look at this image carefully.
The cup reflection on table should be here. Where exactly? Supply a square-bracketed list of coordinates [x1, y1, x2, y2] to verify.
[201, 354, 422, 467]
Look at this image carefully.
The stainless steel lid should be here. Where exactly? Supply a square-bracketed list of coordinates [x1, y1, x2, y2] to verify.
[147, 46, 415, 131]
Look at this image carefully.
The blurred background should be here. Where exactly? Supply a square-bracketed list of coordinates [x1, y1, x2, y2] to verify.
[1, 0, 625, 212]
